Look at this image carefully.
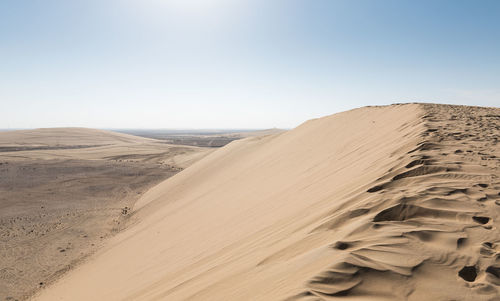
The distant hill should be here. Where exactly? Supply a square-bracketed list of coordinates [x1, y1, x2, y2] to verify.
[0, 127, 153, 148]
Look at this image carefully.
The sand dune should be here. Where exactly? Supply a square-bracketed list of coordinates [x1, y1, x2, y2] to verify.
[34, 104, 500, 300]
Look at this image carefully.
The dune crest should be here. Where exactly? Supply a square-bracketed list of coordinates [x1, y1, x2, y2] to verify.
[35, 104, 500, 300]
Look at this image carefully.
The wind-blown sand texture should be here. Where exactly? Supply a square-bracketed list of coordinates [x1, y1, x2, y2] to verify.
[35, 104, 500, 300]
[0, 128, 212, 301]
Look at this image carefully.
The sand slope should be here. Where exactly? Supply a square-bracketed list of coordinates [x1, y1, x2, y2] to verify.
[34, 104, 500, 300]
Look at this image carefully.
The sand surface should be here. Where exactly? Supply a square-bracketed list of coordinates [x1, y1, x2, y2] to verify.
[0, 128, 212, 300]
[34, 104, 500, 300]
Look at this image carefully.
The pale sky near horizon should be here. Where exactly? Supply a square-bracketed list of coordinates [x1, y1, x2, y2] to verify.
[1, 0, 499, 129]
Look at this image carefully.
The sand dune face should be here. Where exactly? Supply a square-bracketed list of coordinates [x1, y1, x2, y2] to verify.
[34, 104, 500, 300]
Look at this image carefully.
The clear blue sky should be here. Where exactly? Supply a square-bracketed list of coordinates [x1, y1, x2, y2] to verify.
[1, 0, 499, 129]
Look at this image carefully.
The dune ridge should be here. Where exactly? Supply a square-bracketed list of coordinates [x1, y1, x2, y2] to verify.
[288, 104, 500, 300]
[34, 104, 500, 300]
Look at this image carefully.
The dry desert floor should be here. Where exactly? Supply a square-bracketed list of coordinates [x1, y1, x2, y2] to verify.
[0, 128, 212, 301]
